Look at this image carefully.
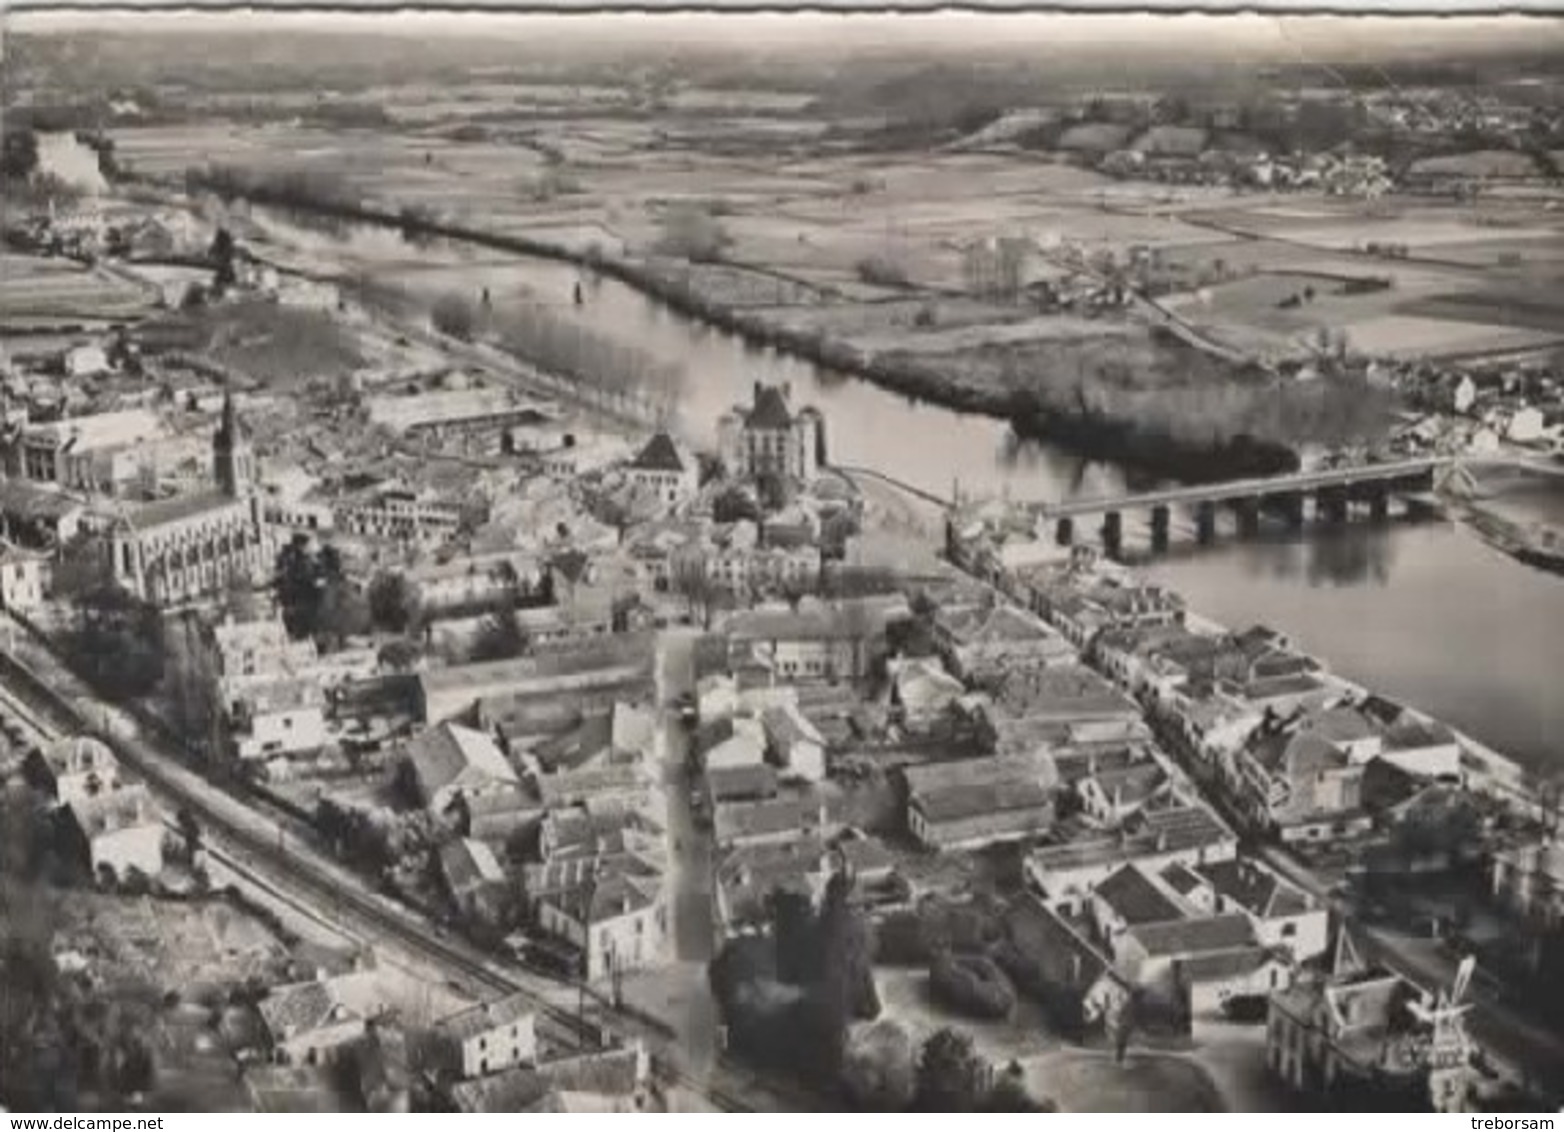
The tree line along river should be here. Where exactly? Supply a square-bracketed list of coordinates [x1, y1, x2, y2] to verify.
[236, 202, 1564, 781]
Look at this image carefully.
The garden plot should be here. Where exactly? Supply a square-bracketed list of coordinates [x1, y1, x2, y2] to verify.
[55, 892, 293, 996]
[1, 254, 157, 323]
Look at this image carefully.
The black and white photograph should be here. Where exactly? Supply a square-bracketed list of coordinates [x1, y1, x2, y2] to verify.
[1, 4, 1563, 1115]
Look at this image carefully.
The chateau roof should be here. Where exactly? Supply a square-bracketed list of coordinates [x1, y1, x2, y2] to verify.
[744, 384, 793, 430]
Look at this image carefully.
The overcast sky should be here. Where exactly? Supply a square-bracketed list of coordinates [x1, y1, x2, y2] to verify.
[10, 7, 1562, 45]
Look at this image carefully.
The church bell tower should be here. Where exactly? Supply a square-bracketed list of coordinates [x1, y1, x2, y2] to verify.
[214, 390, 255, 498]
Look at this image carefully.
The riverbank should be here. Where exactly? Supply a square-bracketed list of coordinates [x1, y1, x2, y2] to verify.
[1460, 505, 1564, 578]
[1450, 463, 1564, 579]
[851, 465, 1545, 812]
[177, 177, 1317, 484]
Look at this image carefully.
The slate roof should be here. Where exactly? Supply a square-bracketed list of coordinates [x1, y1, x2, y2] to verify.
[761, 702, 825, 749]
[1093, 864, 1188, 926]
[407, 723, 520, 799]
[1197, 858, 1314, 920]
[439, 838, 507, 896]
[126, 489, 246, 531]
[744, 384, 793, 430]
[914, 778, 1054, 824]
[1159, 861, 1205, 897]
[902, 754, 1057, 795]
[1135, 802, 1236, 851]
[705, 763, 779, 803]
[713, 794, 819, 845]
[1126, 912, 1256, 958]
[436, 992, 536, 1043]
[530, 711, 615, 773]
[629, 432, 686, 473]
[1176, 945, 1277, 983]
[1003, 892, 1126, 996]
[542, 869, 661, 927]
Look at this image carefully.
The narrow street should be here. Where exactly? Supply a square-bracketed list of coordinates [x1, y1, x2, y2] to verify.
[622, 629, 721, 1074]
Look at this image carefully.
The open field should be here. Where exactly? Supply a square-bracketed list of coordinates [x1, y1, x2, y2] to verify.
[1335, 314, 1562, 359]
[96, 101, 1564, 445]
[0, 252, 160, 323]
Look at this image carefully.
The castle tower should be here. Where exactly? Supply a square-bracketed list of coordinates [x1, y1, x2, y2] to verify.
[793, 405, 824, 481]
[214, 390, 255, 498]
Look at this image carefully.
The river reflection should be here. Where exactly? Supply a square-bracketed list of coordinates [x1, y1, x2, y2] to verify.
[1223, 524, 1400, 589]
[1146, 520, 1564, 774]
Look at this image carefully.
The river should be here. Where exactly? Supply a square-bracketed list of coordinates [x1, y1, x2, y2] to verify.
[244, 203, 1564, 779]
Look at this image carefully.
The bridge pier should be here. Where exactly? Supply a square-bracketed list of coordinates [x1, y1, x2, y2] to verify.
[1317, 487, 1349, 524]
[1276, 491, 1305, 530]
[1368, 488, 1389, 523]
[1150, 505, 1170, 553]
[1101, 510, 1123, 559]
[1234, 497, 1261, 537]
[1055, 516, 1074, 547]
[1195, 501, 1217, 546]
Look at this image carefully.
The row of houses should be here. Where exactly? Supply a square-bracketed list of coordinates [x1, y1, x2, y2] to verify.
[22, 734, 165, 884]
[249, 966, 654, 1112]
[398, 672, 671, 983]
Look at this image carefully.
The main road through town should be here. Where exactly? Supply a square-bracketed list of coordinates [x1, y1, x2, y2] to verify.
[0, 613, 778, 1111]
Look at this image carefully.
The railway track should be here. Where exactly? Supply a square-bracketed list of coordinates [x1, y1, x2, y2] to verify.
[0, 649, 752, 1112]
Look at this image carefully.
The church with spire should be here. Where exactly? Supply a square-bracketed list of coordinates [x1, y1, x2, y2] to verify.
[109, 391, 273, 607]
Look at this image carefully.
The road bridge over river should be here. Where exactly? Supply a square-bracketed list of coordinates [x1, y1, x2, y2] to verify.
[1033, 456, 1454, 553]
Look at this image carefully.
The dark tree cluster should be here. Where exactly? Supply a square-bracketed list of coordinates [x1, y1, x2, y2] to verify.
[209, 226, 238, 294]
[50, 541, 167, 700]
[708, 871, 879, 1085]
[274, 535, 367, 644]
[2, 126, 40, 181]
[1, 793, 158, 1111]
